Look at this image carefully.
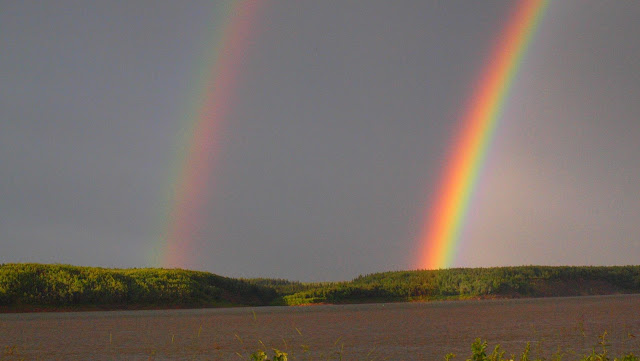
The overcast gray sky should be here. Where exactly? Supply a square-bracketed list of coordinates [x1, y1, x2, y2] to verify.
[2, 1, 639, 281]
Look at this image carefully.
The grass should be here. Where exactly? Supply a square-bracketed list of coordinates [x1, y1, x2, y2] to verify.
[2, 328, 638, 361]
[246, 332, 639, 361]
[2, 294, 639, 360]
[445, 332, 638, 361]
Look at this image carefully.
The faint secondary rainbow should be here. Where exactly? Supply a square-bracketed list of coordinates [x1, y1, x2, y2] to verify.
[416, 0, 549, 270]
[160, 1, 263, 269]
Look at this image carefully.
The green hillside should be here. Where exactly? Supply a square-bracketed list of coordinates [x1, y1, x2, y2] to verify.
[0, 263, 277, 311]
[280, 265, 640, 305]
[1, 264, 639, 312]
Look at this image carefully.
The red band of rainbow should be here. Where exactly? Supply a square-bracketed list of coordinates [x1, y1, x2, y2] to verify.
[161, 1, 263, 269]
[417, 0, 549, 270]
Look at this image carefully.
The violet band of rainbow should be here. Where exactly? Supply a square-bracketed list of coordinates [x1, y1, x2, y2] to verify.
[162, 1, 263, 269]
[417, 0, 550, 270]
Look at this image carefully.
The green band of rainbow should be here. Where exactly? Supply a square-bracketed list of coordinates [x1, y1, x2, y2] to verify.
[160, 0, 263, 269]
[417, 0, 549, 270]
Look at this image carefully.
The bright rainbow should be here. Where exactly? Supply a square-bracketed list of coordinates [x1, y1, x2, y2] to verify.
[416, 0, 549, 270]
[160, 1, 263, 269]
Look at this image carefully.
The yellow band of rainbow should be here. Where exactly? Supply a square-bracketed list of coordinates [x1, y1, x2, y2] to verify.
[161, 1, 263, 269]
[417, 0, 550, 270]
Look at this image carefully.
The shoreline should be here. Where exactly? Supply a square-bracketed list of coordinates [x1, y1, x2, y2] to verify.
[0, 302, 242, 314]
[3, 292, 636, 314]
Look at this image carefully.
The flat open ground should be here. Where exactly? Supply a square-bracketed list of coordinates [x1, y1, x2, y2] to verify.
[1, 294, 638, 360]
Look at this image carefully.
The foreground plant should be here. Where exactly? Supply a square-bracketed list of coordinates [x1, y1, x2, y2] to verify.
[447, 333, 639, 361]
[251, 349, 288, 361]
[1, 345, 25, 361]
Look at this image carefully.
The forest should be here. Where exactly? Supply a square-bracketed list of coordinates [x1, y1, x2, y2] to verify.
[275, 265, 640, 305]
[1, 263, 639, 311]
[0, 263, 276, 311]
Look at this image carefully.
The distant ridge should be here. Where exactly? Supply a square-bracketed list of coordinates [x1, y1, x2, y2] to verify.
[0, 263, 277, 312]
[277, 265, 640, 305]
[1, 264, 639, 312]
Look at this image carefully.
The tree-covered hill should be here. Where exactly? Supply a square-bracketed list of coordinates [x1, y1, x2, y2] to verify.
[0, 263, 277, 311]
[281, 265, 640, 305]
[1, 264, 639, 312]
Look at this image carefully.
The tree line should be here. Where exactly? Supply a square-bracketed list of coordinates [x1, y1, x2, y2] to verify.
[0, 263, 277, 310]
[1, 264, 639, 311]
[280, 265, 640, 305]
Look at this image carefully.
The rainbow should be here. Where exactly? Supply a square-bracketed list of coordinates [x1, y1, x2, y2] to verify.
[416, 0, 549, 270]
[160, 1, 263, 269]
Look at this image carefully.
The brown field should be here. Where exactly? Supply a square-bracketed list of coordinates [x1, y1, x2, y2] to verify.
[1, 294, 639, 360]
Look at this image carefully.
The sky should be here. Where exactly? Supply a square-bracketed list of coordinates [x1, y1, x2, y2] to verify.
[1, 1, 639, 282]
